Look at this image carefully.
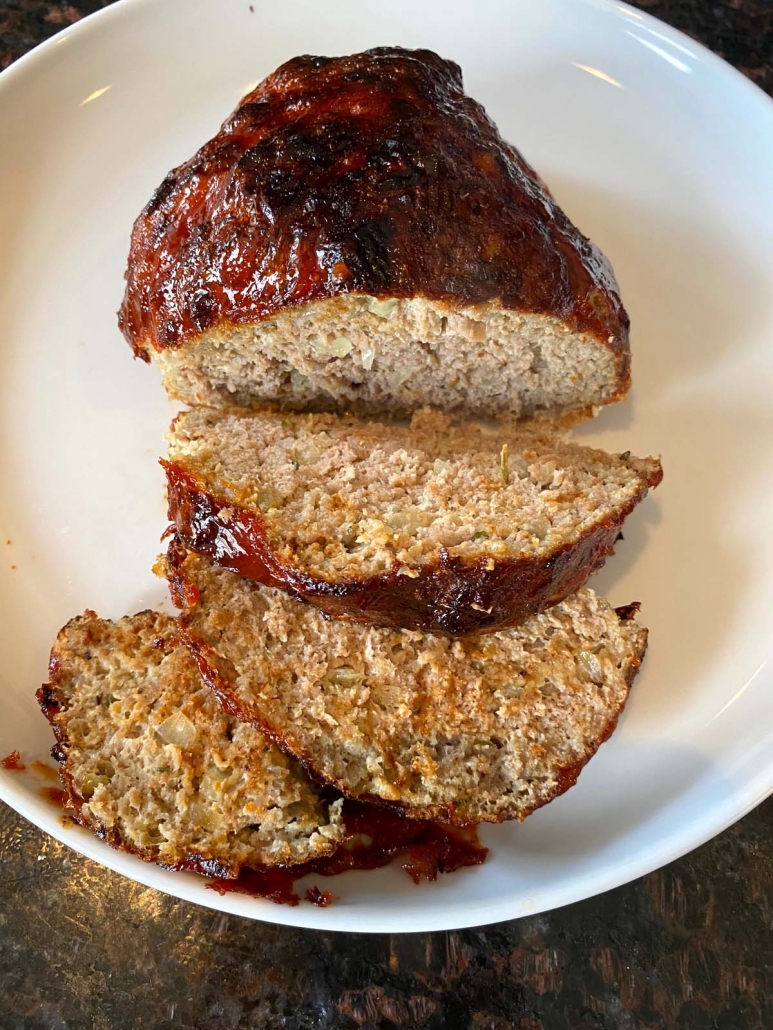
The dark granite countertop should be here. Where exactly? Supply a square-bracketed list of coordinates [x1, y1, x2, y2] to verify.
[1, 2, 772, 1027]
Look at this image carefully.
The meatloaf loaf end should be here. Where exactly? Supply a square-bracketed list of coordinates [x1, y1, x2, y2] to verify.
[120, 47, 631, 420]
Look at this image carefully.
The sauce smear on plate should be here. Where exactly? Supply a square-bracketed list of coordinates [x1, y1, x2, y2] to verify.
[206, 800, 487, 906]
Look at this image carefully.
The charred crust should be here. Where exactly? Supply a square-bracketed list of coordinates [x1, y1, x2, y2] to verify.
[37, 675, 71, 771]
[615, 601, 642, 622]
[37, 682, 62, 723]
[158, 854, 235, 879]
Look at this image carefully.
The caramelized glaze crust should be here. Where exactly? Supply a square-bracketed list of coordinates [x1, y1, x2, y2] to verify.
[119, 45, 629, 388]
[164, 460, 661, 636]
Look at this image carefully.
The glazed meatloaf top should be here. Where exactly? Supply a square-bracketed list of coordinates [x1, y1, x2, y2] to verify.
[119, 46, 629, 395]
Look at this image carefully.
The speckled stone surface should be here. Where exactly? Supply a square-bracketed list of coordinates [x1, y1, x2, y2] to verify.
[1, 2, 772, 1028]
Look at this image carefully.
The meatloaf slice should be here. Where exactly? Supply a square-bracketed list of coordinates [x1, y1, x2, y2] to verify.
[120, 47, 630, 420]
[38, 610, 344, 877]
[164, 406, 662, 636]
[163, 542, 648, 825]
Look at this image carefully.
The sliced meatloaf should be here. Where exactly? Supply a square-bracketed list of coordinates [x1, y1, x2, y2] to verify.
[163, 541, 648, 825]
[164, 406, 661, 635]
[38, 610, 344, 877]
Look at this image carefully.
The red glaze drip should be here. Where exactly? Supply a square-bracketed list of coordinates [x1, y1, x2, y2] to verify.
[41, 787, 68, 807]
[206, 799, 487, 905]
[1, 750, 25, 771]
[31, 760, 60, 781]
[304, 886, 334, 907]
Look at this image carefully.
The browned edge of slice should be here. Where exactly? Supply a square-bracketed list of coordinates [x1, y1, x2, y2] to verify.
[163, 459, 662, 636]
[525, 601, 645, 817]
[164, 540, 649, 825]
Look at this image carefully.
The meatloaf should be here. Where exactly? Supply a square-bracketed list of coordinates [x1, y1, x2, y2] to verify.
[162, 540, 648, 825]
[164, 406, 661, 635]
[120, 47, 631, 420]
[38, 610, 344, 876]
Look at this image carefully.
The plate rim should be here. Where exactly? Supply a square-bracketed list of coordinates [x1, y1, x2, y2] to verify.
[5, 745, 773, 933]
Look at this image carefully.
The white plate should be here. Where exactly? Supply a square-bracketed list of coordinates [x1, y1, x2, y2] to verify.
[1, 0, 772, 934]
